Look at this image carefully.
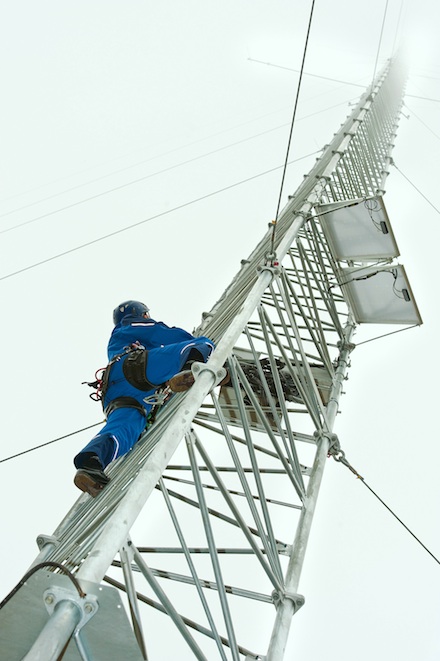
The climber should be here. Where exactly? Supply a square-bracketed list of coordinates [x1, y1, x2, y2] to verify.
[74, 300, 215, 497]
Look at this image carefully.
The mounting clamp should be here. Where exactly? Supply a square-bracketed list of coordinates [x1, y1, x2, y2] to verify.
[43, 585, 99, 633]
[36, 534, 59, 551]
[272, 589, 305, 614]
[191, 362, 228, 388]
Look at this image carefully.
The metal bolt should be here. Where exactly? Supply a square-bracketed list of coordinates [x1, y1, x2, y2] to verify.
[45, 593, 55, 605]
[84, 603, 93, 614]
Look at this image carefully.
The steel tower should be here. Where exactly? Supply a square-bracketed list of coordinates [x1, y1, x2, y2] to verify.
[0, 56, 421, 660]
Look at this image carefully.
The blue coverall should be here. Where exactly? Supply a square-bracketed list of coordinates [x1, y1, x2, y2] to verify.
[74, 316, 214, 469]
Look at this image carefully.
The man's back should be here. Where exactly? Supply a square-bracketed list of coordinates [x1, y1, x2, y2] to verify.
[107, 316, 194, 359]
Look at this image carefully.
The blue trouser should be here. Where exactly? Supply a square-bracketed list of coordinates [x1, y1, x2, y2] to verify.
[74, 337, 214, 470]
[74, 407, 148, 469]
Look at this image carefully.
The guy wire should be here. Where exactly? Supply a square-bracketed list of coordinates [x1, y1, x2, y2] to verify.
[270, 0, 316, 259]
[371, 0, 390, 87]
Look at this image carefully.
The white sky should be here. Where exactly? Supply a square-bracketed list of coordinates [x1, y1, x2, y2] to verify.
[0, 1, 439, 659]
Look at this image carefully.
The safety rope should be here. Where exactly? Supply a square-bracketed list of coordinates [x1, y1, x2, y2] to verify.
[328, 443, 440, 566]
[0, 422, 104, 465]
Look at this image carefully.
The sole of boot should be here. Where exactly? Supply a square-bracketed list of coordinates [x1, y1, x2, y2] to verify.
[167, 370, 195, 392]
[218, 371, 230, 387]
[74, 470, 107, 498]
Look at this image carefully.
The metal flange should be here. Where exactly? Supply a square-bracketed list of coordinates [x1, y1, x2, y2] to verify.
[43, 585, 99, 632]
[272, 589, 305, 614]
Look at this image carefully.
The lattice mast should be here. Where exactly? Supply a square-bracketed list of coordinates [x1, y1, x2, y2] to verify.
[9, 57, 408, 660]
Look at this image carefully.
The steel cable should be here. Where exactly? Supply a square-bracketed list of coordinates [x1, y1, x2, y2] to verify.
[331, 450, 440, 566]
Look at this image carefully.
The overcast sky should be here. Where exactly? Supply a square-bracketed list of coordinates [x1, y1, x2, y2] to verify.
[1, 1, 439, 659]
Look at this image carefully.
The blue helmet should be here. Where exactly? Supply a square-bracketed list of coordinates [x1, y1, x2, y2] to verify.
[113, 300, 150, 325]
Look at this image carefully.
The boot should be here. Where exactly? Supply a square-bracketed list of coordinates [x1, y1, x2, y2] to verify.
[167, 367, 230, 393]
[167, 370, 195, 392]
[74, 455, 110, 497]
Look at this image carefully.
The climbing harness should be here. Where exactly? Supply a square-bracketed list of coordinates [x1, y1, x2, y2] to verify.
[82, 342, 172, 426]
[82, 341, 149, 403]
[122, 348, 158, 391]
[104, 396, 148, 419]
